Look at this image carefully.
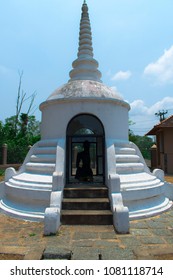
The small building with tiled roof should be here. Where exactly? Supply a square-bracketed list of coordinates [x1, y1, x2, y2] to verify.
[146, 115, 173, 174]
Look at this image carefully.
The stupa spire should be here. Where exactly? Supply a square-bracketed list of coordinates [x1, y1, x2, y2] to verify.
[69, 1, 102, 82]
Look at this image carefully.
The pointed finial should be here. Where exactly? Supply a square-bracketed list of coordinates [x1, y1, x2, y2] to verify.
[69, 1, 102, 82]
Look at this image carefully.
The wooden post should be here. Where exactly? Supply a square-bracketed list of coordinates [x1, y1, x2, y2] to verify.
[2, 143, 8, 165]
[150, 144, 157, 170]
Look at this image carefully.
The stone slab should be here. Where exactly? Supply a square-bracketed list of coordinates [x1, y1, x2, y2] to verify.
[100, 247, 136, 260]
[43, 247, 72, 260]
[73, 232, 99, 240]
[71, 247, 101, 260]
[0, 245, 45, 260]
[24, 246, 45, 260]
[0, 246, 26, 255]
[134, 245, 173, 260]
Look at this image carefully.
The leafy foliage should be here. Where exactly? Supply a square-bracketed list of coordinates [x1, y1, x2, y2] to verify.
[129, 133, 153, 160]
[129, 119, 154, 160]
[0, 114, 40, 164]
[0, 72, 40, 164]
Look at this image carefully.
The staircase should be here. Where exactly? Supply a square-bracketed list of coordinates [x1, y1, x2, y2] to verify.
[61, 184, 113, 225]
[0, 139, 58, 221]
[114, 142, 171, 219]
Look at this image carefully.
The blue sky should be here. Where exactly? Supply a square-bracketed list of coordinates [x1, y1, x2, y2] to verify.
[1, 0, 173, 135]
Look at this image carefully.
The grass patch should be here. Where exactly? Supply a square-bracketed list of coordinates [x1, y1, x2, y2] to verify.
[29, 233, 36, 237]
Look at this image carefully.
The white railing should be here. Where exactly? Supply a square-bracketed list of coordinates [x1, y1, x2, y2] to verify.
[44, 138, 66, 235]
[106, 139, 129, 233]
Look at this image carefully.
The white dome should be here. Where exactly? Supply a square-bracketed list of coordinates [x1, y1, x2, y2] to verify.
[48, 80, 125, 102]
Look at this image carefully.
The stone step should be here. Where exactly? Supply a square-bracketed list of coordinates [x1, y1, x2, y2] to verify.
[115, 147, 136, 155]
[4, 181, 51, 205]
[30, 154, 56, 163]
[11, 172, 52, 184]
[64, 186, 108, 198]
[115, 154, 140, 163]
[62, 184, 112, 225]
[0, 199, 45, 221]
[116, 163, 144, 174]
[34, 147, 57, 155]
[8, 177, 52, 190]
[61, 210, 113, 225]
[128, 196, 172, 220]
[25, 162, 55, 174]
[62, 198, 110, 210]
[66, 183, 106, 188]
[114, 141, 133, 147]
[120, 172, 157, 184]
[38, 139, 58, 147]
[121, 178, 161, 190]
[122, 181, 165, 201]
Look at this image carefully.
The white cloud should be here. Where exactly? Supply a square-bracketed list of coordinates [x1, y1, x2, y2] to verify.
[144, 45, 173, 85]
[130, 99, 148, 114]
[147, 97, 173, 115]
[111, 70, 132, 81]
[129, 97, 173, 135]
[130, 96, 173, 116]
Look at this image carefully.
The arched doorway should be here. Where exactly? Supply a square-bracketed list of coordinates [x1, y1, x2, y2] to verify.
[66, 114, 105, 184]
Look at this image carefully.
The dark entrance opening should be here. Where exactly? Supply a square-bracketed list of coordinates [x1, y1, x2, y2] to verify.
[66, 114, 105, 184]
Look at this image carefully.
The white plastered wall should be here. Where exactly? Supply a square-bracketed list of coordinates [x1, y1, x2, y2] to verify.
[40, 99, 129, 141]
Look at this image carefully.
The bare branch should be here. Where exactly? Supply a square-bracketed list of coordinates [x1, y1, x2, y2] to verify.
[14, 71, 37, 136]
[18, 90, 27, 117]
[16, 71, 23, 119]
[30, 105, 38, 116]
[27, 92, 37, 115]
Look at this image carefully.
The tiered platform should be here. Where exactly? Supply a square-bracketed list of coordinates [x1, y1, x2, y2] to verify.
[0, 139, 58, 221]
[114, 142, 172, 219]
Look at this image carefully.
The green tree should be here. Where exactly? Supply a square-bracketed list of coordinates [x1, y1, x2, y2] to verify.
[0, 72, 40, 164]
[129, 134, 153, 159]
[129, 119, 154, 160]
[0, 114, 40, 164]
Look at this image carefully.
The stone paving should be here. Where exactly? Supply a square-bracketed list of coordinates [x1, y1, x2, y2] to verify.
[0, 206, 173, 260]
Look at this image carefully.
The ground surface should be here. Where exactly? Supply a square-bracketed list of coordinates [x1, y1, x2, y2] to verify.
[0, 172, 173, 260]
[0, 208, 173, 260]
[165, 176, 173, 183]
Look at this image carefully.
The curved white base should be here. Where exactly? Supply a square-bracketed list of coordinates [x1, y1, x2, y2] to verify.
[0, 199, 44, 221]
[128, 196, 172, 220]
[0, 138, 172, 227]
[0, 139, 58, 222]
[112, 141, 173, 221]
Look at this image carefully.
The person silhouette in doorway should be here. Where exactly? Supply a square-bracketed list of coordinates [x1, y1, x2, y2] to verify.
[75, 140, 93, 182]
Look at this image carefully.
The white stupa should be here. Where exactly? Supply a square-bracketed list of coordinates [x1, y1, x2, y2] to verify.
[0, 1, 172, 234]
